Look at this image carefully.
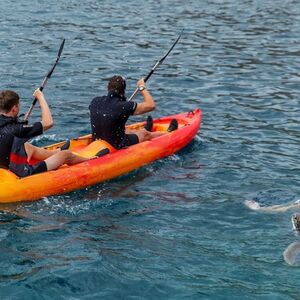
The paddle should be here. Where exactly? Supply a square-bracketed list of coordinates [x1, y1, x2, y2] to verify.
[24, 39, 66, 121]
[127, 31, 183, 102]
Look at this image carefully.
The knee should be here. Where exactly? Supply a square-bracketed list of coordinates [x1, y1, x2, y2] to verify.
[24, 143, 36, 159]
[60, 150, 74, 163]
[144, 131, 152, 141]
[138, 130, 152, 143]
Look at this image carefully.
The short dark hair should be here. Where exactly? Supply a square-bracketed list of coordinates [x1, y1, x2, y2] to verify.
[107, 75, 126, 96]
[0, 90, 20, 113]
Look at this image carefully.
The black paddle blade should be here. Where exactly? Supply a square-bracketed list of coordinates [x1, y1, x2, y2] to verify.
[57, 39, 65, 58]
[128, 31, 183, 101]
[24, 38, 66, 121]
[144, 31, 183, 83]
[43, 38, 66, 83]
[160, 30, 183, 63]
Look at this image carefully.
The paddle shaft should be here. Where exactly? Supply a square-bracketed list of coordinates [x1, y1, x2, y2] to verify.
[128, 31, 182, 102]
[24, 39, 65, 121]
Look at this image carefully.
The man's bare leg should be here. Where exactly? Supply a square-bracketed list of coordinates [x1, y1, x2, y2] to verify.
[25, 143, 60, 161]
[25, 143, 91, 171]
[126, 129, 165, 143]
[44, 150, 90, 171]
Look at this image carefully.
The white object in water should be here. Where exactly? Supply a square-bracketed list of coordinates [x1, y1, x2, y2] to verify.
[283, 242, 300, 266]
[244, 200, 261, 210]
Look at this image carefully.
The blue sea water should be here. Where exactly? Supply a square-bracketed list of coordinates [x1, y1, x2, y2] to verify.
[0, 0, 300, 298]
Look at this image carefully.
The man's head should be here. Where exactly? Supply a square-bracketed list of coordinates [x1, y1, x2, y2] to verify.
[292, 213, 300, 232]
[107, 75, 126, 96]
[0, 90, 20, 116]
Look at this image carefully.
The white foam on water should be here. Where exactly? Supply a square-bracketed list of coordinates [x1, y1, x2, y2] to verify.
[42, 197, 50, 205]
[168, 154, 180, 161]
[31, 134, 57, 142]
[194, 134, 203, 142]
[294, 199, 300, 205]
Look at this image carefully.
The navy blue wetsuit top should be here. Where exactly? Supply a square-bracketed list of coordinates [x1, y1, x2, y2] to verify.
[89, 92, 137, 149]
[0, 114, 43, 168]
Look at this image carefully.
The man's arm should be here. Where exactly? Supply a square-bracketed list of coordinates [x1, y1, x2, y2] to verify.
[133, 78, 156, 115]
[33, 88, 53, 131]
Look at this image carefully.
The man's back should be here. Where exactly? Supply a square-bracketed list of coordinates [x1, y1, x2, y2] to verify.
[0, 115, 18, 168]
[89, 92, 136, 149]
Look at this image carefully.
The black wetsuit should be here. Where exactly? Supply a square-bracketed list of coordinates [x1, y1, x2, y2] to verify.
[0, 114, 47, 177]
[89, 92, 138, 149]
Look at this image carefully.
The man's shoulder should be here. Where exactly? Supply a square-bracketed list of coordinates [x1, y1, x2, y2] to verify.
[0, 115, 18, 128]
[89, 96, 101, 111]
[90, 95, 106, 107]
[92, 95, 106, 102]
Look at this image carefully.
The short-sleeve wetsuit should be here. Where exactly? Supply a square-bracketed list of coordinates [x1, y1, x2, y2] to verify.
[89, 92, 139, 149]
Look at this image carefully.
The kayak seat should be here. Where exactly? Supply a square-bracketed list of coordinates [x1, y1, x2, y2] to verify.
[74, 140, 116, 158]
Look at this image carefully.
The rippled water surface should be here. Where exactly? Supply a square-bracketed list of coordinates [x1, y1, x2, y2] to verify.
[1, 0, 300, 299]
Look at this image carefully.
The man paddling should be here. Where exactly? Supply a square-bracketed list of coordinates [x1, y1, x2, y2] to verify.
[0, 89, 91, 177]
[89, 75, 178, 150]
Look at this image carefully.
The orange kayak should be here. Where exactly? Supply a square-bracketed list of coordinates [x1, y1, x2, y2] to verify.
[0, 108, 201, 203]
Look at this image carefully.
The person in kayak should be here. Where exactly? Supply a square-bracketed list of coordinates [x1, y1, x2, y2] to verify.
[89, 75, 178, 150]
[0, 89, 92, 177]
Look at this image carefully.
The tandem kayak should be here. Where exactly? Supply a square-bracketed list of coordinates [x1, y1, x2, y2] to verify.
[0, 108, 201, 203]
